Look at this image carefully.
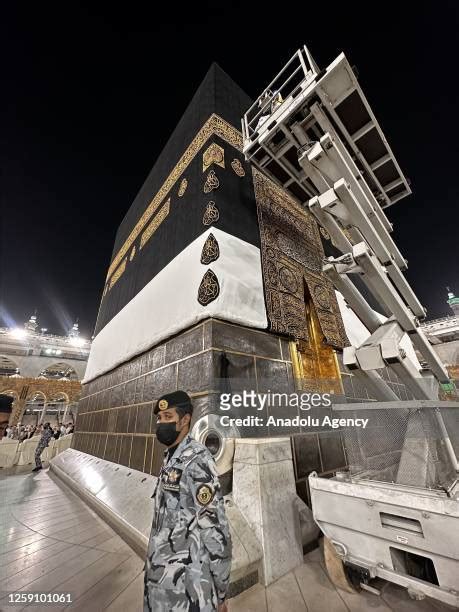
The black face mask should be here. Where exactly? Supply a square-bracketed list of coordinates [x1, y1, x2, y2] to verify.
[156, 421, 180, 446]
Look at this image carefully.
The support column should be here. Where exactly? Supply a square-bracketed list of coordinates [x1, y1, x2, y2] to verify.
[9, 398, 26, 427]
[232, 438, 305, 585]
[62, 403, 70, 424]
[38, 402, 48, 424]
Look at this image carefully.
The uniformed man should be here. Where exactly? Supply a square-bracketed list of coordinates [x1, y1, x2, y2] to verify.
[32, 422, 53, 472]
[144, 391, 232, 612]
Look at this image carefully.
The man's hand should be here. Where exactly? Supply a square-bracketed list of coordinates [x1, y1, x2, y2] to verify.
[218, 601, 228, 612]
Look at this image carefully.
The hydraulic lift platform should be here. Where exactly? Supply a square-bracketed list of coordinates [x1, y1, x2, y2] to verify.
[242, 46, 411, 209]
[241, 45, 459, 608]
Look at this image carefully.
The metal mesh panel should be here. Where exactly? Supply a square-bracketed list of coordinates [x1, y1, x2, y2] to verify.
[338, 406, 457, 490]
[440, 406, 459, 458]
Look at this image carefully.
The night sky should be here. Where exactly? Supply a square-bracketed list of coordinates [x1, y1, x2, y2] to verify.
[2, 3, 458, 339]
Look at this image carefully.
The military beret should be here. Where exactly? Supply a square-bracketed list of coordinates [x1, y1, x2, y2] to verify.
[154, 390, 193, 415]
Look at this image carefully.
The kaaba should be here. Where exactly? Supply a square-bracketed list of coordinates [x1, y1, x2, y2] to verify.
[72, 63, 360, 487]
[60, 62, 418, 589]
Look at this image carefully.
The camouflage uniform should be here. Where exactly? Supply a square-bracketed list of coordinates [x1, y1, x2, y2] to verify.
[34, 428, 53, 468]
[144, 434, 232, 612]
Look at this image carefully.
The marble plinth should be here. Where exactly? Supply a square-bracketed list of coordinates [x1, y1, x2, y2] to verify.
[232, 438, 305, 585]
[50, 448, 261, 594]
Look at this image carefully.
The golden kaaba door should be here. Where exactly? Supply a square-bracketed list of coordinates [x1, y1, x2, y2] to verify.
[291, 283, 343, 395]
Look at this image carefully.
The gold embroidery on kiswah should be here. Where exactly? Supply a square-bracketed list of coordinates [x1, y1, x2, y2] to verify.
[105, 114, 242, 282]
[140, 198, 170, 249]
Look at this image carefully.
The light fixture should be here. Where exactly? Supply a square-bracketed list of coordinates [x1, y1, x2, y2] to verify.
[45, 348, 52, 354]
[69, 337, 86, 347]
[11, 328, 27, 339]
[56, 349, 62, 355]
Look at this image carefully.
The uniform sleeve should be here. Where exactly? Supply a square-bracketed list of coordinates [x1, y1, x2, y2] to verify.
[187, 453, 232, 603]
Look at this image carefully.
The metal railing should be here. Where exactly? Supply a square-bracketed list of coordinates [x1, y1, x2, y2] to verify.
[0, 327, 91, 348]
[242, 46, 318, 152]
[421, 315, 458, 329]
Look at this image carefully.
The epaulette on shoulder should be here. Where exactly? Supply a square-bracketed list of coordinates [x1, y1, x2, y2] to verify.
[181, 440, 208, 468]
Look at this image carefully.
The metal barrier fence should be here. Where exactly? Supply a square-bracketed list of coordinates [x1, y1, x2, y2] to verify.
[335, 403, 459, 491]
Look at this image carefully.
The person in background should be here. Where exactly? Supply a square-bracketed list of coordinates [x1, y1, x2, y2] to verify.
[254, 89, 284, 132]
[60, 423, 67, 436]
[66, 423, 74, 434]
[53, 426, 61, 440]
[32, 423, 53, 472]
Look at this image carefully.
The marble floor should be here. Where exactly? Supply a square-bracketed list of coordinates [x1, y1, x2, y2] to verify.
[0, 464, 455, 612]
